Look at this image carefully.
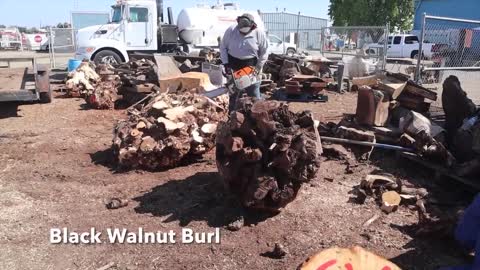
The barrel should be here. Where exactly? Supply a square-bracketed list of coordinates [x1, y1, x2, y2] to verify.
[68, 59, 82, 72]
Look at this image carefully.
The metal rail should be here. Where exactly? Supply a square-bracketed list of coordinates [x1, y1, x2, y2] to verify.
[321, 137, 415, 152]
[425, 15, 480, 24]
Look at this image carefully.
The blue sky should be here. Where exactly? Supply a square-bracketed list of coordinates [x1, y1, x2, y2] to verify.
[0, 0, 330, 27]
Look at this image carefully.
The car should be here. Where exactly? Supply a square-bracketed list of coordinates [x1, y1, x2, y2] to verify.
[268, 34, 297, 56]
[365, 34, 434, 59]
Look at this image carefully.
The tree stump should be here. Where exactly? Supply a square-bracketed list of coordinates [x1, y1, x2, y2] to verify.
[216, 98, 321, 212]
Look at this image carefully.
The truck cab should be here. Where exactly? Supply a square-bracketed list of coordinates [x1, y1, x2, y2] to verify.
[268, 34, 297, 56]
[75, 0, 267, 64]
[75, 0, 175, 64]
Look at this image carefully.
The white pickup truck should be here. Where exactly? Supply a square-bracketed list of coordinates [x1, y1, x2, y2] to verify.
[268, 34, 297, 56]
[365, 34, 434, 59]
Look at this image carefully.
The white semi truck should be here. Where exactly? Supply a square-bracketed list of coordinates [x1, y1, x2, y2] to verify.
[75, 0, 294, 64]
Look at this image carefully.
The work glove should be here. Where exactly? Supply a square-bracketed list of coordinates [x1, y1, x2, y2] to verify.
[223, 64, 233, 76]
[254, 65, 263, 76]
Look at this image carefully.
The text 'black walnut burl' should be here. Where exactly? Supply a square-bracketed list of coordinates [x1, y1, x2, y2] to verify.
[215, 98, 322, 212]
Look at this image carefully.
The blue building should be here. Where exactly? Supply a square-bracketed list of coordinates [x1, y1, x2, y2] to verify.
[413, 0, 480, 30]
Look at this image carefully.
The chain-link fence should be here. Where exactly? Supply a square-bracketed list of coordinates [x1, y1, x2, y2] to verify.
[320, 25, 389, 71]
[415, 14, 480, 103]
[48, 28, 76, 69]
[261, 12, 328, 51]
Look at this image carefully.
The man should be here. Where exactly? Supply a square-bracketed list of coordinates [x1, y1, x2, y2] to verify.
[440, 194, 480, 270]
[220, 13, 268, 111]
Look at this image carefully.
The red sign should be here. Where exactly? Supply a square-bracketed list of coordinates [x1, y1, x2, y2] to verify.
[34, 35, 42, 43]
[465, 29, 473, 48]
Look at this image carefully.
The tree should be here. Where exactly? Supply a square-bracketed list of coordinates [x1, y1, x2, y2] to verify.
[329, 0, 414, 32]
[56, 22, 72, 29]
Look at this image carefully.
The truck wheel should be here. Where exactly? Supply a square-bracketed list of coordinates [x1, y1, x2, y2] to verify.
[39, 91, 52, 103]
[94, 50, 122, 65]
[286, 48, 296, 56]
[411, 50, 419, 59]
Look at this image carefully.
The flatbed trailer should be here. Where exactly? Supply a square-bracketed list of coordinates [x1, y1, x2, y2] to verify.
[0, 58, 51, 103]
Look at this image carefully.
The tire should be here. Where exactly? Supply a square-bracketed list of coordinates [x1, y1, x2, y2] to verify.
[411, 50, 419, 59]
[93, 50, 122, 65]
[286, 48, 296, 56]
[39, 91, 52, 103]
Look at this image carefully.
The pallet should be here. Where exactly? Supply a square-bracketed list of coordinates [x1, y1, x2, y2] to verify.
[399, 151, 480, 190]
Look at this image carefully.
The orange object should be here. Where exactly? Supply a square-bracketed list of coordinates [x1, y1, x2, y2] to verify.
[300, 246, 401, 270]
[233, 66, 255, 79]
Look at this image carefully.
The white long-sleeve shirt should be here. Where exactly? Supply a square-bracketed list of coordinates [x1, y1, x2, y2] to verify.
[220, 25, 269, 71]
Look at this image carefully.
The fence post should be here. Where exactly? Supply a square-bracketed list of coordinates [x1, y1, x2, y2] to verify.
[382, 22, 390, 71]
[71, 28, 76, 51]
[320, 27, 324, 56]
[49, 27, 54, 69]
[415, 12, 427, 83]
[296, 12, 300, 49]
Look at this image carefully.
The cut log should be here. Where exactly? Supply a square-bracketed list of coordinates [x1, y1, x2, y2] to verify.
[153, 54, 182, 80]
[399, 133, 416, 148]
[376, 82, 407, 99]
[381, 191, 402, 213]
[396, 93, 431, 113]
[357, 86, 391, 127]
[163, 106, 195, 121]
[352, 75, 379, 87]
[201, 123, 217, 134]
[157, 117, 185, 133]
[401, 186, 428, 198]
[299, 246, 401, 270]
[130, 129, 142, 137]
[361, 174, 399, 192]
[139, 136, 157, 153]
[336, 126, 376, 160]
[159, 72, 216, 93]
[404, 81, 437, 101]
[192, 129, 204, 144]
[152, 100, 169, 110]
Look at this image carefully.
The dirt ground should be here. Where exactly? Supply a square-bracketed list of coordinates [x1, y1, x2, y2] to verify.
[0, 87, 475, 270]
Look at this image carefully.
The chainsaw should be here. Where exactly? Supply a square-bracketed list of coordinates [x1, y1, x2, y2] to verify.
[231, 66, 258, 90]
[203, 66, 258, 99]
